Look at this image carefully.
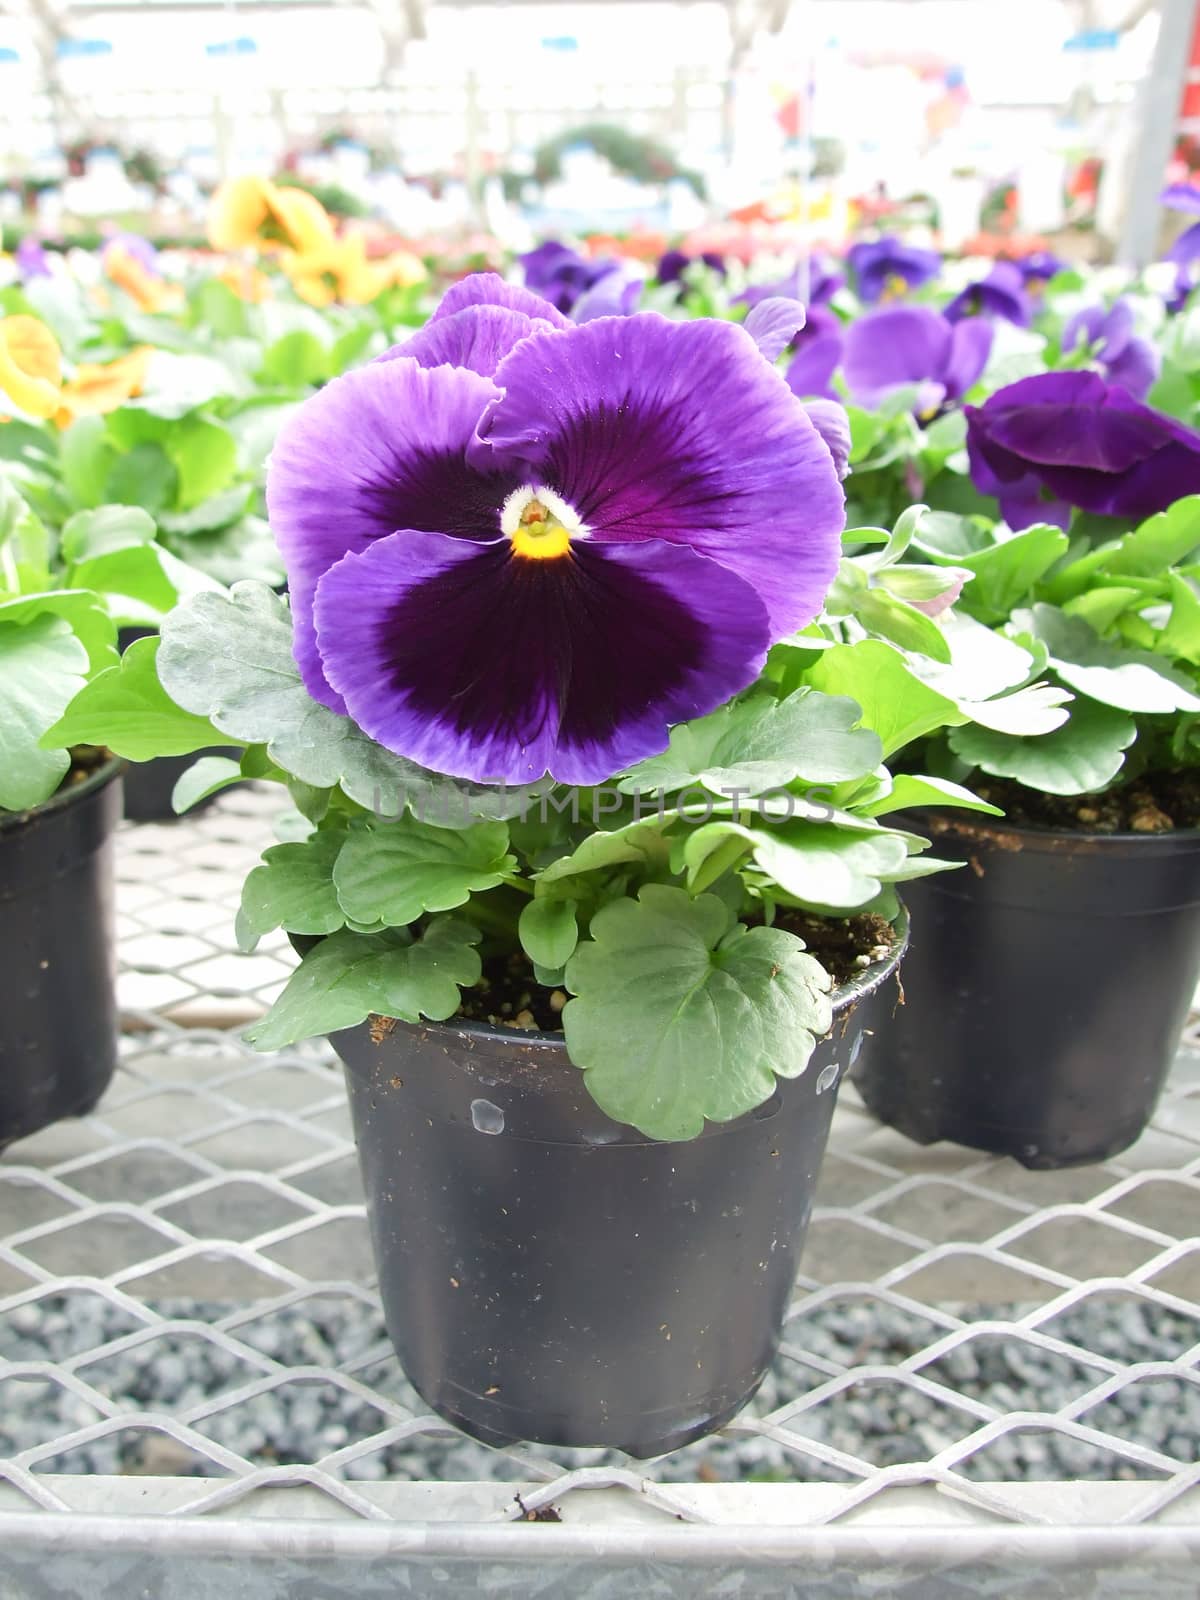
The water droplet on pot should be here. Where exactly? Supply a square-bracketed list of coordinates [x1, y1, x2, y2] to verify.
[470, 1099, 505, 1135]
[848, 1031, 864, 1065]
[815, 1063, 840, 1095]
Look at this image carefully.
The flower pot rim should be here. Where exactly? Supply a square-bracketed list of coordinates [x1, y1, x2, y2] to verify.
[0, 755, 123, 839]
[901, 806, 1200, 853]
[361, 901, 910, 1059]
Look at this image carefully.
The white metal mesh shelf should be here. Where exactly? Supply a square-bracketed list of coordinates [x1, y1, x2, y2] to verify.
[2, 783, 1199, 1596]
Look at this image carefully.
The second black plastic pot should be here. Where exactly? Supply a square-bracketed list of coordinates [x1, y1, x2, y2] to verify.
[0, 760, 123, 1151]
[117, 627, 240, 822]
[328, 917, 906, 1457]
[854, 812, 1200, 1169]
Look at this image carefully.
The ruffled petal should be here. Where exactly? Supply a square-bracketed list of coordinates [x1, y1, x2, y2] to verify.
[312, 530, 772, 785]
[266, 358, 520, 712]
[431, 271, 570, 329]
[842, 305, 951, 407]
[1105, 336, 1160, 400]
[801, 398, 851, 479]
[376, 305, 548, 377]
[475, 313, 844, 636]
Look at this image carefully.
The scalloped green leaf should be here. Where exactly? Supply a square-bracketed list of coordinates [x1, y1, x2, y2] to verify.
[237, 828, 347, 951]
[244, 918, 482, 1051]
[563, 885, 833, 1140]
[42, 635, 225, 759]
[333, 816, 513, 928]
[948, 695, 1137, 796]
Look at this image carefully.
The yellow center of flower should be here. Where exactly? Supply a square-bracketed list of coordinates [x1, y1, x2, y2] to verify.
[501, 486, 586, 561]
[879, 273, 910, 303]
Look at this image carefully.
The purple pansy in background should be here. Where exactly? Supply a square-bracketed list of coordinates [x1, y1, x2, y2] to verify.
[571, 268, 643, 322]
[268, 272, 845, 786]
[944, 261, 1031, 327]
[518, 240, 618, 315]
[15, 237, 51, 280]
[846, 236, 941, 304]
[657, 248, 727, 286]
[784, 305, 844, 401]
[1013, 250, 1067, 288]
[1162, 184, 1200, 313]
[737, 257, 843, 311]
[966, 371, 1200, 531]
[843, 304, 992, 415]
[1062, 300, 1159, 401]
[103, 232, 161, 274]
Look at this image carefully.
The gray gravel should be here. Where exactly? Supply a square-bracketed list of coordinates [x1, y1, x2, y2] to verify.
[1, 1293, 1196, 1483]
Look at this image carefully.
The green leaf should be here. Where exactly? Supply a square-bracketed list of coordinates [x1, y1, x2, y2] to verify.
[621, 688, 882, 797]
[536, 815, 672, 883]
[1025, 603, 1200, 714]
[805, 640, 966, 758]
[61, 504, 157, 563]
[69, 544, 180, 623]
[1159, 572, 1200, 666]
[1102, 496, 1200, 577]
[912, 510, 993, 560]
[686, 819, 909, 910]
[237, 829, 347, 951]
[41, 635, 226, 759]
[0, 589, 117, 674]
[60, 416, 118, 509]
[244, 919, 481, 1051]
[333, 816, 513, 928]
[166, 416, 238, 510]
[193, 278, 250, 338]
[0, 475, 50, 590]
[860, 774, 1003, 817]
[949, 695, 1137, 796]
[519, 898, 579, 968]
[0, 615, 88, 808]
[106, 442, 178, 513]
[563, 885, 833, 1140]
[262, 330, 330, 388]
[1062, 585, 1146, 633]
[131, 351, 246, 417]
[956, 524, 1070, 623]
[172, 755, 244, 815]
[854, 585, 953, 662]
[156, 485, 251, 537]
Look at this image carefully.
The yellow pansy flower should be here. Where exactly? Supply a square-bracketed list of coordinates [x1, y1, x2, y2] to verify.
[0, 315, 149, 428]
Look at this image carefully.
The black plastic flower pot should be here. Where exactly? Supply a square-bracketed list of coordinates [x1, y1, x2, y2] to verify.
[0, 760, 123, 1151]
[326, 916, 906, 1457]
[854, 813, 1200, 1170]
[117, 627, 240, 822]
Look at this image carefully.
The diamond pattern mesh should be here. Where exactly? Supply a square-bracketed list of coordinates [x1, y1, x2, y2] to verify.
[1, 785, 1198, 1536]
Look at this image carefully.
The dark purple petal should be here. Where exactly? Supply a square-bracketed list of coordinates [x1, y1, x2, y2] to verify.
[966, 370, 1200, 527]
[431, 271, 570, 329]
[801, 399, 851, 479]
[476, 313, 845, 637]
[743, 297, 807, 362]
[266, 358, 520, 712]
[1016, 251, 1066, 284]
[311, 530, 771, 785]
[842, 305, 951, 407]
[942, 317, 993, 400]
[1162, 183, 1200, 217]
[376, 305, 548, 378]
[656, 249, 690, 285]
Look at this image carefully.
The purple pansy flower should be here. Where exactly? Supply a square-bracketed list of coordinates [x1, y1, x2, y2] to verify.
[843, 304, 992, 415]
[736, 258, 843, 312]
[657, 248, 727, 286]
[571, 268, 642, 322]
[103, 232, 160, 274]
[784, 305, 844, 402]
[1162, 185, 1200, 312]
[267, 273, 845, 786]
[966, 370, 1200, 531]
[15, 237, 51, 280]
[1014, 250, 1067, 288]
[846, 237, 941, 304]
[1062, 300, 1159, 401]
[944, 261, 1031, 327]
[519, 241, 617, 315]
